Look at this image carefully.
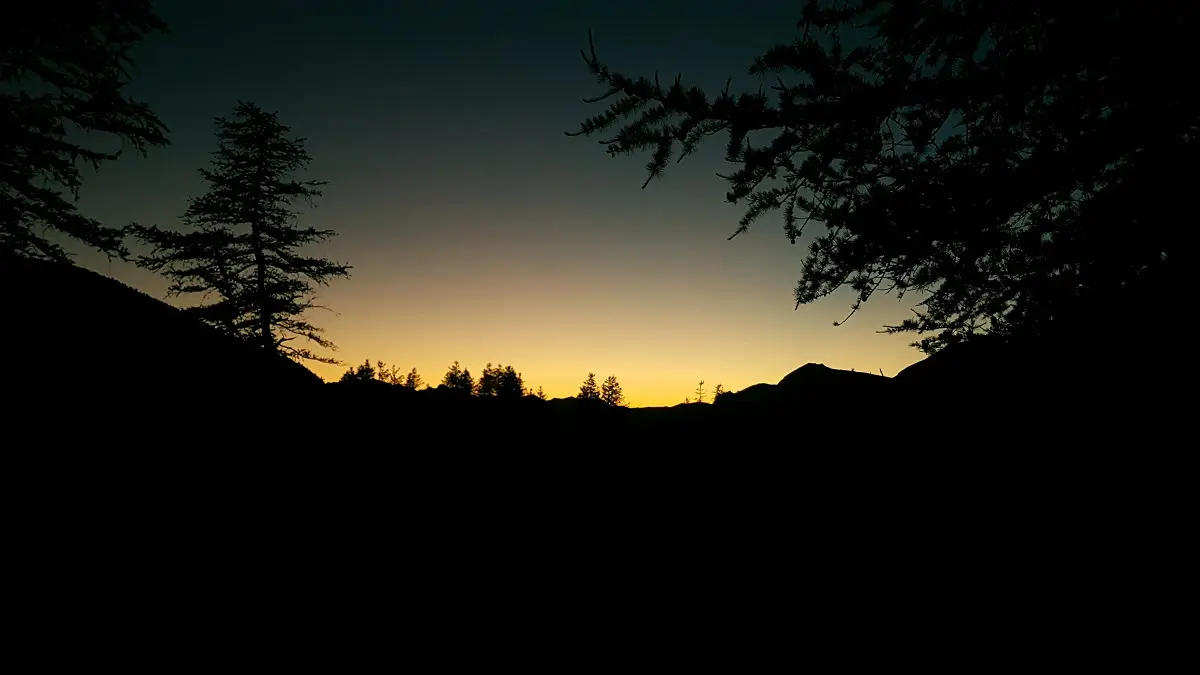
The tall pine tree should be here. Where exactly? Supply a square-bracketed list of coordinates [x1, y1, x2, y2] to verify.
[129, 101, 350, 364]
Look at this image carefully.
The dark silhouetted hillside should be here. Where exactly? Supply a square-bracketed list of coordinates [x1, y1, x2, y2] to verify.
[714, 362, 891, 407]
[6, 256, 1184, 540]
[4, 255, 322, 405]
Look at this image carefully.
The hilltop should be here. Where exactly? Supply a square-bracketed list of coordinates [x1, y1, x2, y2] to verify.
[4, 255, 322, 410]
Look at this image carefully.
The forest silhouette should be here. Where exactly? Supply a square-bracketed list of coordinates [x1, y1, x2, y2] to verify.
[5, 0, 1188, 440]
[2, 0, 1191, 570]
[5, 3, 1194, 657]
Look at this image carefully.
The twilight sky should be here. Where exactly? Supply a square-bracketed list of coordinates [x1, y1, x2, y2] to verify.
[69, 0, 925, 405]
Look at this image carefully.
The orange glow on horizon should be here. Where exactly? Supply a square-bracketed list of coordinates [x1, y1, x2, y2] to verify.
[46, 0, 943, 409]
[80, 243, 926, 408]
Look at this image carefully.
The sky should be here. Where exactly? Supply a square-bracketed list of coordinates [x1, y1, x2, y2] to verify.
[68, 0, 926, 406]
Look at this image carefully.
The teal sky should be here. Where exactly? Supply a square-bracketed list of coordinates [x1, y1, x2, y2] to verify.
[68, 0, 924, 405]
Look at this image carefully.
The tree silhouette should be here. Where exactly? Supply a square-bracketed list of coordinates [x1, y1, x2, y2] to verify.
[694, 380, 706, 404]
[402, 368, 423, 390]
[578, 373, 600, 400]
[375, 361, 403, 385]
[496, 365, 524, 399]
[442, 361, 474, 392]
[338, 359, 410, 384]
[474, 363, 525, 398]
[1, 1, 169, 262]
[476, 363, 499, 396]
[568, 2, 1191, 352]
[535, 386, 547, 400]
[129, 101, 350, 364]
[713, 384, 726, 398]
[339, 360, 375, 383]
[600, 375, 624, 406]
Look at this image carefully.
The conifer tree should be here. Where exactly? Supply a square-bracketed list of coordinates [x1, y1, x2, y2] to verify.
[442, 361, 474, 392]
[129, 101, 350, 364]
[475, 363, 525, 398]
[497, 366, 524, 399]
[339, 360, 375, 383]
[600, 374, 624, 406]
[403, 368, 423, 390]
[2, 1, 169, 262]
[476, 362, 499, 396]
[375, 361, 403, 385]
[568, 2, 1193, 352]
[578, 373, 600, 400]
[535, 386, 547, 400]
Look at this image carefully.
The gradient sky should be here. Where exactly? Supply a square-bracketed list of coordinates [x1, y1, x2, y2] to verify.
[68, 0, 926, 406]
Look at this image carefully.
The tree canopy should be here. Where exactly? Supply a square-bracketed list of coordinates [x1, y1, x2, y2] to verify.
[568, 0, 1193, 352]
[578, 373, 600, 399]
[1, 0, 170, 262]
[339, 360, 377, 384]
[402, 368, 424, 390]
[130, 101, 350, 364]
[600, 374, 625, 406]
[442, 361, 475, 392]
[475, 362, 525, 398]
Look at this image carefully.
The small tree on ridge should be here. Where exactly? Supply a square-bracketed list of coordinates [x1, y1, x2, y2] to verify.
[600, 375, 624, 406]
[403, 368, 423, 390]
[578, 373, 600, 400]
[442, 361, 474, 392]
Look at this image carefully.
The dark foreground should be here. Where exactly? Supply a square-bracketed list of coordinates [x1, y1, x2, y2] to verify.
[8, 370, 1187, 665]
[5, 256, 1189, 661]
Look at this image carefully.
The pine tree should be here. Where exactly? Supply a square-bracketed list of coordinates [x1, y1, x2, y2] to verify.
[129, 101, 350, 364]
[600, 374, 624, 406]
[694, 380, 706, 404]
[475, 363, 524, 398]
[339, 360, 375, 383]
[402, 368, 423, 390]
[535, 386, 547, 400]
[376, 361, 403, 384]
[568, 2, 1193, 352]
[442, 361, 460, 387]
[2, 1, 169, 262]
[442, 361, 474, 392]
[578, 373, 600, 400]
[475, 362, 499, 396]
[497, 365, 524, 399]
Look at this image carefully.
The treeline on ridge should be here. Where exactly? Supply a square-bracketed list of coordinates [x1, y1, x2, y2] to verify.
[337, 360, 627, 407]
